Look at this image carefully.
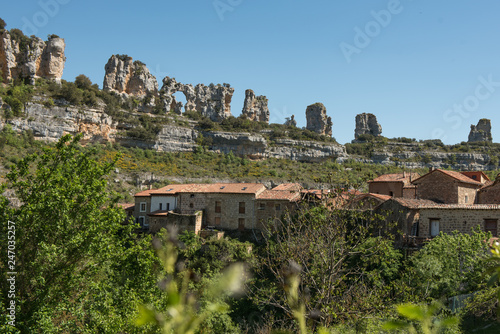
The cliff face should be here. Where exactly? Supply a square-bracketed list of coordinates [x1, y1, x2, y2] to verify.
[103, 55, 158, 98]
[0, 31, 65, 84]
[241, 89, 269, 123]
[354, 113, 382, 139]
[159, 76, 234, 122]
[2, 102, 499, 169]
[306, 103, 332, 136]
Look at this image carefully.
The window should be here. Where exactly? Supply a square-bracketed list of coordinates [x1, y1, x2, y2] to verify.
[389, 191, 394, 197]
[167, 203, 170, 211]
[238, 218, 245, 230]
[190, 194, 195, 198]
[159, 203, 163, 210]
[485, 219, 498, 237]
[465, 195, 469, 203]
[430, 218, 440, 237]
[239, 202, 245, 214]
[140, 202, 147, 212]
[275, 204, 281, 211]
[138, 216, 147, 227]
[259, 203, 265, 210]
[215, 201, 221, 213]
[215, 217, 221, 226]
[189, 203, 194, 208]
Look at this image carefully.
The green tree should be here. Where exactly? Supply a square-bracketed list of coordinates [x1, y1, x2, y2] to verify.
[0, 134, 159, 332]
[408, 229, 491, 301]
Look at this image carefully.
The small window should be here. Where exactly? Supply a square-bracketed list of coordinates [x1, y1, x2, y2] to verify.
[190, 194, 195, 198]
[239, 202, 245, 214]
[167, 203, 170, 211]
[275, 204, 281, 211]
[430, 218, 440, 237]
[465, 195, 469, 203]
[472, 175, 477, 180]
[140, 202, 147, 212]
[215, 201, 221, 213]
[259, 203, 265, 210]
[159, 203, 163, 210]
[389, 191, 394, 197]
[238, 218, 245, 230]
[215, 217, 221, 226]
[189, 203, 194, 208]
[485, 219, 498, 237]
[139, 216, 147, 227]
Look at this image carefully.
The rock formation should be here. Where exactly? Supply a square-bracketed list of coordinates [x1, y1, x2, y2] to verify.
[103, 55, 158, 98]
[241, 89, 269, 123]
[0, 31, 65, 84]
[159, 77, 234, 122]
[285, 115, 297, 127]
[354, 113, 382, 139]
[468, 119, 492, 143]
[306, 103, 332, 136]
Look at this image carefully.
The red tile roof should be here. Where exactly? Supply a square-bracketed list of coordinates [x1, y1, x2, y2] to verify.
[152, 184, 197, 195]
[369, 173, 420, 185]
[412, 169, 484, 186]
[178, 183, 266, 194]
[460, 171, 490, 183]
[356, 193, 392, 202]
[417, 204, 500, 210]
[134, 189, 156, 197]
[257, 190, 301, 201]
[148, 210, 170, 216]
[272, 183, 302, 191]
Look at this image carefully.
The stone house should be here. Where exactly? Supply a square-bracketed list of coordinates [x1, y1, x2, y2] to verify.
[477, 175, 500, 204]
[411, 169, 484, 204]
[368, 172, 420, 198]
[374, 198, 437, 246]
[176, 183, 266, 231]
[255, 188, 301, 229]
[351, 193, 392, 211]
[417, 204, 500, 238]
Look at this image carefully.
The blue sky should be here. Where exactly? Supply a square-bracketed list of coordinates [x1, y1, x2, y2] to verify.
[4, 0, 500, 145]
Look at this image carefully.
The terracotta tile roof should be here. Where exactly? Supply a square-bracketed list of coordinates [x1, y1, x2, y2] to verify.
[134, 189, 156, 197]
[356, 193, 392, 202]
[301, 189, 330, 199]
[391, 198, 438, 209]
[461, 171, 490, 182]
[152, 184, 197, 195]
[257, 190, 301, 201]
[178, 183, 266, 194]
[272, 183, 302, 191]
[148, 210, 170, 216]
[412, 169, 484, 186]
[369, 173, 420, 185]
[417, 204, 500, 210]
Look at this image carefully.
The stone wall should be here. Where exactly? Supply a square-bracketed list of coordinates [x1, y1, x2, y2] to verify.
[178, 192, 257, 230]
[419, 207, 500, 237]
[134, 196, 152, 227]
[149, 211, 202, 234]
[368, 182, 403, 197]
[415, 172, 478, 204]
[478, 180, 500, 204]
[255, 200, 297, 230]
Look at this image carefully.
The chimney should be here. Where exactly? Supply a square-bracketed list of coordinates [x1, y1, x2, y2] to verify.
[429, 167, 435, 173]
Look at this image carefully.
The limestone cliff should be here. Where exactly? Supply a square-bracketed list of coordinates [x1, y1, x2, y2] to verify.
[159, 76, 234, 122]
[0, 31, 65, 84]
[354, 113, 382, 139]
[306, 103, 332, 136]
[468, 119, 492, 143]
[241, 89, 270, 123]
[103, 55, 158, 98]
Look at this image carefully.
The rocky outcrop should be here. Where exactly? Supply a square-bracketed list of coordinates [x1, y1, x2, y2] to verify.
[306, 103, 332, 136]
[241, 89, 269, 123]
[159, 76, 234, 122]
[354, 113, 382, 139]
[468, 119, 492, 143]
[103, 55, 158, 98]
[2, 101, 115, 143]
[0, 31, 65, 84]
[284, 115, 297, 127]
